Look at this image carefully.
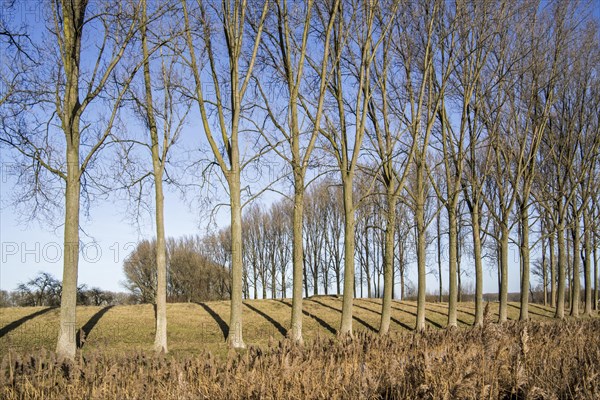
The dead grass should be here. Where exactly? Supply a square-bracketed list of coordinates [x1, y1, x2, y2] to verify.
[1, 315, 599, 399]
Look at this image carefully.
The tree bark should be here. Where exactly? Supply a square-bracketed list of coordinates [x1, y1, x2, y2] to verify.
[519, 202, 530, 321]
[55, 0, 86, 359]
[555, 218, 567, 319]
[228, 174, 245, 348]
[570, 213, 580, 317]
[447, 207, 458, 327]
[379, 189, 396, 335]
[471, 203, 483, 326]
[498, 222, 509, 323]
[339, 176, 355, 335]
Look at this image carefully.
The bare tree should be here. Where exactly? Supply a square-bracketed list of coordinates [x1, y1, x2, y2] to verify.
[181, 0, 269, 348]
[0, 1, 141, 359]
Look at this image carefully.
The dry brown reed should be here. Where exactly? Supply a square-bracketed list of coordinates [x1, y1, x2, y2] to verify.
[1, 318, 599, 399]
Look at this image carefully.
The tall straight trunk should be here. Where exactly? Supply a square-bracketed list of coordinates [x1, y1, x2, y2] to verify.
[365, 236, 371, 298]
[253, 261, 258, 300]
[437, 203, 443, 302]
[567, 232, 572, 307]
[400, 246, 405, 300]
[228, 175, 245, 348]
[141, 4, 168, 351]
[153, 175, 167, 352]
[583, 212, 592, 315]
[457, 235, 462, 303]
[447, 207, 458, 327]
[570, 215, 580, 317]
[313, 247, 319, 296]
[271, 254, 277, 299]
[290, 185, 304, 343]
[55, 0, 85, 358]
[379, 190, 396, 335]
[555, 219, 567, 319]
[303, 258, 309, 298]
[339, 177, 355, 335]
[542, 233, 547, 306]
[594, 232, 598, 311]
[499, 223, 509, 323]
[519, 203, 530, 320]
[416, 162, 427, 331]
[471, 204, 484, 326]
[550, 229, 556, 308]
[56, 148, 81, 359]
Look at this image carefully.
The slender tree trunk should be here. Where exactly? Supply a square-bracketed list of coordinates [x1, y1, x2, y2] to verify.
[437, 202, 443, 303]
[55, 0, 85, 360]
[253, 260, 258, 300]
[416, 163, 426, 331]
[271, 254, 277, 299]
[556, 218, 567, 319]
[542, 232, 547, 307]
[153, 175, 168, 352]
[56, 148, 81, 359]
[472, 203, 484, 326]
[583, 212, 592, 316]
[519, 203, 530, 321]
[594, 232, 598, 311]
[339, 176, 355, 335]
[570, 214, 580, 317]
[141, 2, 168, 352]
[447, 207, 458, 327]
[313, 245, 319, 296]
[379, 190, 396, 335]
[499, 222, 509, 323]
[228, 174, 245, 348]
[290, 184, 304, 343]
[550, 228, 556, 308]
[365, 234, 371, 299]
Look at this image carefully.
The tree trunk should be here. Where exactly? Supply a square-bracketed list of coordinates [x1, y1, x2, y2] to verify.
[583, 211, 592, 316]
[437, 203, 443, 303]
[56, 148, 81, 359]
[153, 175, 168, 353]
[498, 222, 509, 323]
[290, 184, 304, 343]
[555, 218, 566, 319]
[594, 232, 598, 311]
[416, 163, 426, 331]
[55, 0, 85, 360]
[542, 232, 547, 307]
[447, 207, 458, 327]
[379, 190, 396, 335]
[519, 202, 530, 321]
[228, 174, 245, 348]
[339, 176, 355, 336]
[471, 203, 483, 326]
[570, 214, 580, 317]
[550, 228, 556, 308]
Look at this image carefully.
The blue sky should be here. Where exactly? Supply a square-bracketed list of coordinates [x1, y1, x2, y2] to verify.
[0, 0, 533, 298]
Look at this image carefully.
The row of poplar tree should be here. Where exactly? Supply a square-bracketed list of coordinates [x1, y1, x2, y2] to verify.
[1, 0, 599, 358]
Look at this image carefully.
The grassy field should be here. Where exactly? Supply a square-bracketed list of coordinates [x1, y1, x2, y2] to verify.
[0, 296, 564, 357]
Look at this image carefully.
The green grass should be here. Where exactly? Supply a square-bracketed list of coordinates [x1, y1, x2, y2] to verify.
[0, 297, 577, 357]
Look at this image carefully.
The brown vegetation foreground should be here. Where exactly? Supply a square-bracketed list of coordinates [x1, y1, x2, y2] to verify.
[1, 317, 599, 399]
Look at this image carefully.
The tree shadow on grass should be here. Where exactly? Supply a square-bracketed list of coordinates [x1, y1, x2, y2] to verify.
[244, 302, 287, 336]
[77, 305, 114, 348]
[310, 298, 377, 332]
[197, 302, 229, 340]
[507, 302, 548, 318]
[363, 299, 445, 329]
[0, 307, 56, 339]
[353, 301, 413, 331]
[278, 300, 337, 335]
